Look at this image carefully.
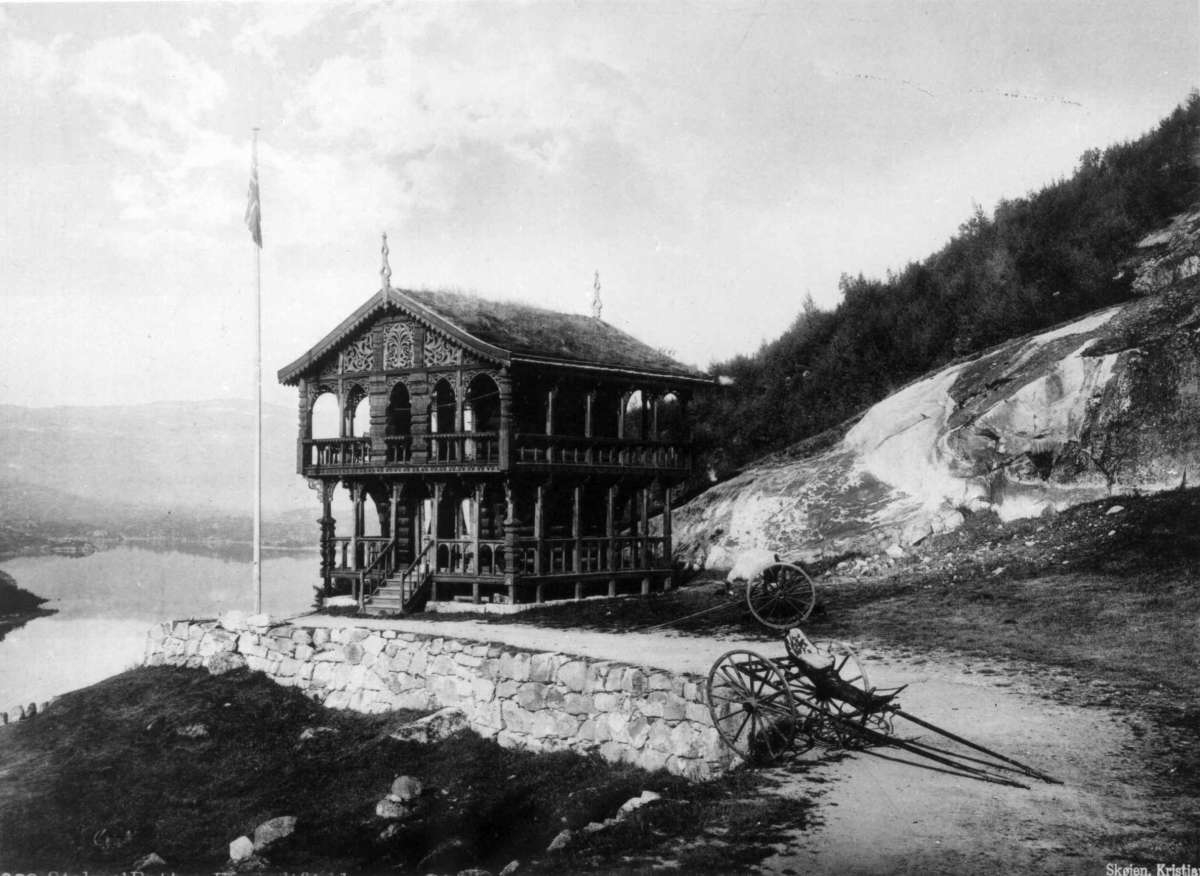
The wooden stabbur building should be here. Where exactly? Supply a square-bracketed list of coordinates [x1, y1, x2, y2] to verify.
[278, 261, 712, 615]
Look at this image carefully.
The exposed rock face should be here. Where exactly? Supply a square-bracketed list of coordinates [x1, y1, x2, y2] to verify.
[677, 227, 1200, 567]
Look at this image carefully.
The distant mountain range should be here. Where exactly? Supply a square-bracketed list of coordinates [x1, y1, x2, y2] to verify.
[0, 400, 315, 548]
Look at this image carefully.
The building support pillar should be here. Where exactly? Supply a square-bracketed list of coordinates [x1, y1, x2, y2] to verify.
[503, 479, 517, 603]
[606, 484, 617, 597]
[533, 484, 544, 577]
[472, 482, 483, 603]
[309, 478, 336, 597]
[640, 485, 651, 595]
[572, 484, 583, 599]
[498, 371, 513, 469]
[431, 481, 443, 601]
[663, 483, 674, 590]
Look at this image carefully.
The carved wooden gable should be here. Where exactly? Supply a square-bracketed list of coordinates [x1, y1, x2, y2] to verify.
[423, 328, 463, 367]
[339, 332, 374, 373]
[383, 321, 416, 368]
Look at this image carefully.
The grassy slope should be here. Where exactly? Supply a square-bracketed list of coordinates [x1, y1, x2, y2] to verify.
[481, 489, 1199, 701]
[0, 666, 810, 874]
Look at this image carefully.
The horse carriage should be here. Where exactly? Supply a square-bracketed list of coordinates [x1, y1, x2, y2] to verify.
[709, 560, 1059, 788]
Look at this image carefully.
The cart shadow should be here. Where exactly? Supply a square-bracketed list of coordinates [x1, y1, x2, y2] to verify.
[765, 741, 1033, 789]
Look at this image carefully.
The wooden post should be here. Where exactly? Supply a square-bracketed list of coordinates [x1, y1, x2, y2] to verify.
[297, 379, 310, 475]
[313, 479, 335, 596]
[472, 483, 483, 603]
[498, 371, 513, 471]
[390, 483, 402, 550]
[348, 482, 362, 570]
[533, 484, 544, 576]
[431, 482, 443, 601]
[606, 484, 617, 597]
[455, 370, 464, 432]
[663, 483, 673, 585]
[640, 486, 651, 594]
[503, 479, 517, 603]
[572, 484, 583, 598]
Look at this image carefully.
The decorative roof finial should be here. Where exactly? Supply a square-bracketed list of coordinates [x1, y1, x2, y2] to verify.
[381, 232, 392, 292]
[592, 269, 602, 320]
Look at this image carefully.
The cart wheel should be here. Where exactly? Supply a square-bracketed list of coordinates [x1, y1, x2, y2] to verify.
[745, 562, 816, 629]
[706, 649, 799, 764]
[787, 641, 889, 748]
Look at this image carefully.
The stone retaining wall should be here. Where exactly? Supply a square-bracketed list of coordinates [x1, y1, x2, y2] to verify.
[144, 617, 733, 780]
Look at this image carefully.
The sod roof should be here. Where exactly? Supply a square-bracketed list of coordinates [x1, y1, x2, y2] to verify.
[278, 287, 710, 385]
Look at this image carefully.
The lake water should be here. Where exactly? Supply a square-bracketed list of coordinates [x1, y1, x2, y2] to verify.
[0, 543, 318, 713]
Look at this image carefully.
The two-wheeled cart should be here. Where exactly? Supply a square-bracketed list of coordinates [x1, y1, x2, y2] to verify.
[706, 629, 1059, 788]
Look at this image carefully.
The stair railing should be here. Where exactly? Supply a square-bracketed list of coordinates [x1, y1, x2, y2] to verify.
[398, 541, 435, 607]
[356, 539, 399, 611]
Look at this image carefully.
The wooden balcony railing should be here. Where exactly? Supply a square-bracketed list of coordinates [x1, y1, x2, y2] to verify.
[426, 432, 500, 464]
[303, 431, 687, 472]
[331, 536, 392, 571]
[384, 435, 413, 463]
[515, 536, 667, 575]
[514, 434, 686, 469]
[305, 437, 372, 467]
[434, 538, 506, 576]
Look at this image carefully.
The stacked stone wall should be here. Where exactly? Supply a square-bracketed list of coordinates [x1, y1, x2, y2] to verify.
[144, 617, 732, 780]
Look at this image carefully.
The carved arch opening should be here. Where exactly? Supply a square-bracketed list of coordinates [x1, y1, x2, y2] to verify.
[465, 372, 501, 433]
[431, 378, 457, 434]
[344, 383, 369, 437]
[310, 390, 340, 440]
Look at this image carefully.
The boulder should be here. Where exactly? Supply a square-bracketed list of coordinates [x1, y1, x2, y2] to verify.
[175, 723, 209, 739]
[390, 707, 468, 744]
[298, 725, 337, 742]
[725, 548, 779, 582]
[389, 775, 423, 802]
[131, 852, 167, 869]
[228, 835, 254, 862]
[546, 828, 573, 852]
[617, 790, 663, 819]
[375, 798, 411, 820]
[499, 861, 521, 876]
[252, 815, 297, 850]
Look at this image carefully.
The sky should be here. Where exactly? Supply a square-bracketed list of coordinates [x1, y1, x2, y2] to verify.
[1, 1, 1197, 410]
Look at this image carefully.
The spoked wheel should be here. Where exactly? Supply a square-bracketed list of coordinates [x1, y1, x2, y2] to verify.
[786, 641, 890, 749]
[707, 649, 800, 764]
[745, 562, 816, 629]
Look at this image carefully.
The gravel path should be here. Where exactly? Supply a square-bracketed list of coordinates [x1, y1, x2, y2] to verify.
[292, 613, 1180, 871]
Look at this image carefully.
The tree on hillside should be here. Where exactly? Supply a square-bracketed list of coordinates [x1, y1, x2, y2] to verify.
[693, 93, 1200, 478]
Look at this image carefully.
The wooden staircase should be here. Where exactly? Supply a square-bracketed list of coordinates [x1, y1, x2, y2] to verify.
[363, 542, 433, 616]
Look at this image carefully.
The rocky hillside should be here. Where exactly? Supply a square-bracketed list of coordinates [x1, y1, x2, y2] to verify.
[675, 210, 1200, 567]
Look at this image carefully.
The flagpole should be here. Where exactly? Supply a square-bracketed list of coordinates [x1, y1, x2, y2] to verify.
[251, 127, 263, 615]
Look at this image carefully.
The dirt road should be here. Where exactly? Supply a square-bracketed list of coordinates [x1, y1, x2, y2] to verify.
[761, 648, 1174, 874]
[296, 614, 1185, 871]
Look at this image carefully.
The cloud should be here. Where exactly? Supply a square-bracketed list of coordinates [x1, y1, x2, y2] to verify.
[232, 4, 329, 66]
[4, 31, 70, 88]
[185, 16, 213, 39]
[73, 33, 227, 134]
